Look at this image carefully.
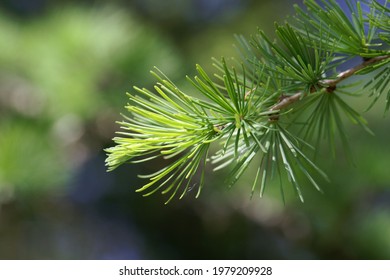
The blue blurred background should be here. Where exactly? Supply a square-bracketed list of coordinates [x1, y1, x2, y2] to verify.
[0, 0, 389, 259]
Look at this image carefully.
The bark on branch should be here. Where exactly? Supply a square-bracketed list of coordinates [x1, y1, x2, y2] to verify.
[268, 54, 390, 118]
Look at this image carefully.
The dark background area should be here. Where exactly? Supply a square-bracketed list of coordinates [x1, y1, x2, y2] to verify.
[0, 0, 389, 259]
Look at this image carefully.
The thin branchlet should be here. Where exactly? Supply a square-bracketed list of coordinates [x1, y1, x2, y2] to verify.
[268, 54, 390, 114]
[323, 54, 390, 88]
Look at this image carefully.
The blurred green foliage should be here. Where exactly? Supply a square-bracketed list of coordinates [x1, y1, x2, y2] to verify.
[0, 4, 181, 194]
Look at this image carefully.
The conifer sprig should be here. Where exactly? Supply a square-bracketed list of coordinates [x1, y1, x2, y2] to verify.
[106, 0, 390, 203]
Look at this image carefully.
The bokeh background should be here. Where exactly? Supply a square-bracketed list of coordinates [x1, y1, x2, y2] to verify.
[0, 0, 389, 259]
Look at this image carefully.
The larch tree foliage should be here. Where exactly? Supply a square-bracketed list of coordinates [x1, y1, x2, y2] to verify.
[105, 0, 390, 203]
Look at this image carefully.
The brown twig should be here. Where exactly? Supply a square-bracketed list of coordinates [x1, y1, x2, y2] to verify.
[270, 92, 302, 112]
[323, 54, 390, 88]
[268, 54, 390, 119]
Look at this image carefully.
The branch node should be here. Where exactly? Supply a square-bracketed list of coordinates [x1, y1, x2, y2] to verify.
[326, 85, 337, 93]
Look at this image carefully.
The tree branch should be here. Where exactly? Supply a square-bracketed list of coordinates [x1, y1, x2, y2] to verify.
[270, 92, 302, 112]
[323, 54, 390, 88]
[268, 54, 390, 117]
